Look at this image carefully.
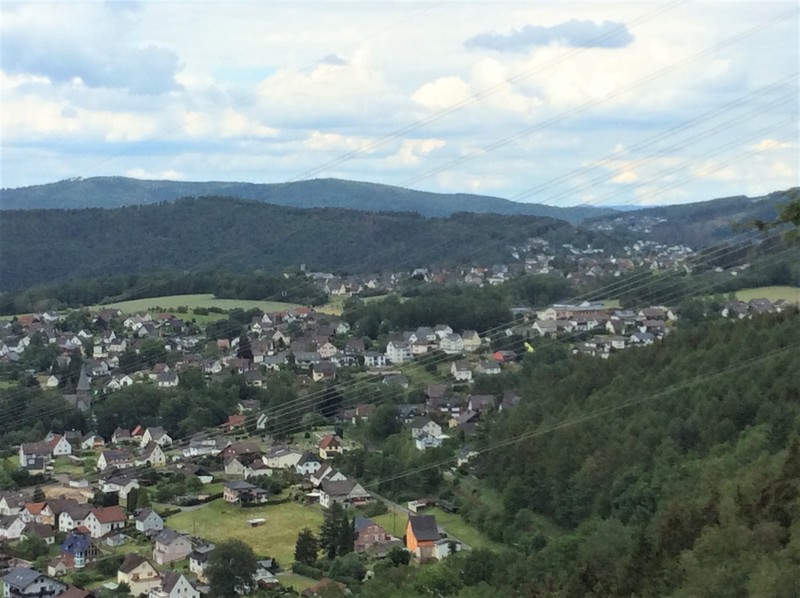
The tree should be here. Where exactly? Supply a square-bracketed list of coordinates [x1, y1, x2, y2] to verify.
[206, 539, 258, 597]
[320, 502, 350, 559]
[126, 487, 140, 514]
[387, 546, 411, 566]
[294, 528, 319, 565]
[368, 404, 402, 441]
[136, 488, 151, 510]
[237, 334, 253, 361]
[32, 486, 45, 502]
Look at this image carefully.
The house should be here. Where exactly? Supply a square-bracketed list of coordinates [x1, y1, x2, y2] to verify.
[0, 515, 26, 541]
[456, 446, 479, 467]
[148, 572, 199, 598]
[58, 503, 91, 533]
[21, 522, 55, 544]
[97, 449, 134, 471]
[48, 435, 73, 457]
[467, 395, 495, 414]
[499, 390, 522, 411]
[264, 446, 303, 469]
[362, 351, 387, 368]
[188, 542, 215, 583]
[492, 350, 517, 362]
[312, 361, 337, 382]
[450, 361, 472, 382]
[1, 568, 65, 598]
[461, 330, 481, 352]
[18, 442, 52, 469]
[60, 529, 98, 570]
[118, 553, 161, 596]
[405, 515, 440, 560]
[80, 433, 104, 451]
[137, 443, 166, 467]
[310, 465, 347, 488]
[318, 434, 344, 460]
[140, 427, 172, 448]
[134, 509, 164, 534]
[319, 479, 372, 509]
[46, 558, 69, 579]
[0, 491, 30, 516]
[244, 460, 273, 480]
[100, 475, 140, 501]
[222, 481, 268, 506]
[295, 451, 323, 476]
[152, 529, 193, 565]
[410, 418, 443, 439]
[415, 433, 445, 451]
[112, 428, 133, 444]
[59, 587, 93, 598]
[385, 341, 412, 364]
[22, 502, 54, 525]
[439, 333, 465, 355]
[84, 506, 127, 538]
[475, 360, 501, 375]
[353, 516, 400, 556]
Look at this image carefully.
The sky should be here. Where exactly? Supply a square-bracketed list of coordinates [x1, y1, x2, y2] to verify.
[1, 0, 798, 207]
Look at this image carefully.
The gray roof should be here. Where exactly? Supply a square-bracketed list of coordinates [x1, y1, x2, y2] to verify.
[161, 571, 185, 593]
[321, 478, 362, 497]
[154, 528, 184, 545]
[2, 567, 44, 590]
[119, 553, 151, 574]
[408, 515, 440, 541]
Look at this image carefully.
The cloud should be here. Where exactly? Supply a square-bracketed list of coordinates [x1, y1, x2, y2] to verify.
[1, 4, 183, 95]
[752, 138, 795, 152]
[465, 19, 634, 53]
[385, 138, 446, 166]
[321, 54, 348, 66]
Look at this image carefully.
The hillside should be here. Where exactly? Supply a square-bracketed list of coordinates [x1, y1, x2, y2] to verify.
[586, 188, 797, 247]
[0, 176, 613, 223]
[0, 197, 616, 291]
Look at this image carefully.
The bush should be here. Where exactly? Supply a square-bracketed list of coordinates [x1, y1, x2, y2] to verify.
[291, 561, 324, 580]
[359, 501, 388, 517]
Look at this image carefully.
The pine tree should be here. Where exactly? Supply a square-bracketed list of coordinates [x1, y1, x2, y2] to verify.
[294, 528, 319, 565]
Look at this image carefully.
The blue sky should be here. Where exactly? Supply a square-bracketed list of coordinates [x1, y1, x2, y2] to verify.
[1, 0, 797, 207]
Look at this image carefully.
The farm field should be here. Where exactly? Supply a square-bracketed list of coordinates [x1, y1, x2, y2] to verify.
[166, 498, 323, 564]
[89, 294, 301, 315]
[734, 286, 800, 302]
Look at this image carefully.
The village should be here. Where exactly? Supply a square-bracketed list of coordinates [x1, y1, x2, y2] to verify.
[0, 273, 794, 597]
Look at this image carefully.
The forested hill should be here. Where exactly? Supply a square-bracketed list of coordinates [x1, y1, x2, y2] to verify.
[0, 176, 612, 223]
[586, 188, 797, 248]
[0, 197, 612, 291]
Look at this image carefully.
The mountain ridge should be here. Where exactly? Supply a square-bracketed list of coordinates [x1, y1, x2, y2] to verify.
[0, 176, 614, 223]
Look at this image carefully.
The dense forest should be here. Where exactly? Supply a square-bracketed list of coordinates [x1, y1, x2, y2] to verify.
[0, 270, 328, 315]
[352, 311, 800, 596]
[0, 196, 621, 291]
[0, 176, 612, 223]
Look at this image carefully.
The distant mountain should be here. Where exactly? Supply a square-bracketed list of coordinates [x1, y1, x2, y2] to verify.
[585, 189, 797, 248]
[0, 176, 614, 223]
[0, 196, 622, 291]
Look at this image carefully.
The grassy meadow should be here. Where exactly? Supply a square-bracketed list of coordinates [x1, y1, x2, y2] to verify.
[734, 286, 800, 302]
[166, 498, 323, 564]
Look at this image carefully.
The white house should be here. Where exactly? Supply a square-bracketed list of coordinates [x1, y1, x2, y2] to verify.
[362, 351, 387, 368]
[439, 334, 465, 355]
[84, 506, 127, 538]
[450, 361, 472, 382]
[411, 419, 443, 439]
[1, 568, 65, 598]
[140, 427, 172, 448]
[385, 341, 412, 364]
[49, 435, 73, 457]
[0, 515, 26, 540]
[137, 443, 166, 467]
[135, 508, 164, 534]
[295, 451, 323, 476]
[58, 504, 92, 533]
[461, 330, 481, 352]
[149, 571, 199, 598]
[415, 433, 445, 451]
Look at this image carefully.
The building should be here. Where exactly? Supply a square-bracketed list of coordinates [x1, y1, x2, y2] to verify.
[84, 506, 126, 538]
[405, 515, 441, 560]
[118, 554, 161, 596]
[222, 481, 268, 506]
[152, 529, 193, 565]
[134, 508, 164, 535]
[148, 572, 199, 598]
[1, 567, 65, 598]
[318, 434, 344, 460]
[319, 479, 372, 509]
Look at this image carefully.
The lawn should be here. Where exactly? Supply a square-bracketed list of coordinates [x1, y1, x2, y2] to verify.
[166, 499, 323, 564]
[53, 457, 84, 476]
[276, 572, 318, 592]
[734, 286, 800, 303]
[0, 380, 18, 389]
[88, 294, 301, 315]
[373, 507, 503, 552]
[317, 295, 345, 316]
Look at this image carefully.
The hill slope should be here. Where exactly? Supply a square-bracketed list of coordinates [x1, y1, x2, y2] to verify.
[0, 176, 612, 223]
[586, 188, 796, 247]
[0, 197, 616, 291]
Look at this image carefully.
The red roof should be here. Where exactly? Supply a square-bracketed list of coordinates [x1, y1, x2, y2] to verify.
[49, 434, 63, 448]
[91, 505, 126, 524]
[26, 502, 47, 515]
[319, 434, 342, 449]
[131, 425, 143, 436]
[227, 414, 246, 428]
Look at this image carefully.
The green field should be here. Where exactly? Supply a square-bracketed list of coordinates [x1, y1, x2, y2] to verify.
[0, 380, 18, 389]
[276, 572, 318, 592]
[166, 499, 323, 564]
[734, 286, 800, 302]
[89, 294, 301, 316]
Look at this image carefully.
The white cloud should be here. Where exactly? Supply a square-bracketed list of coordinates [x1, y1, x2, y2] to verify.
[126, 168, 185, 180]
[385, 138, 446, 166]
